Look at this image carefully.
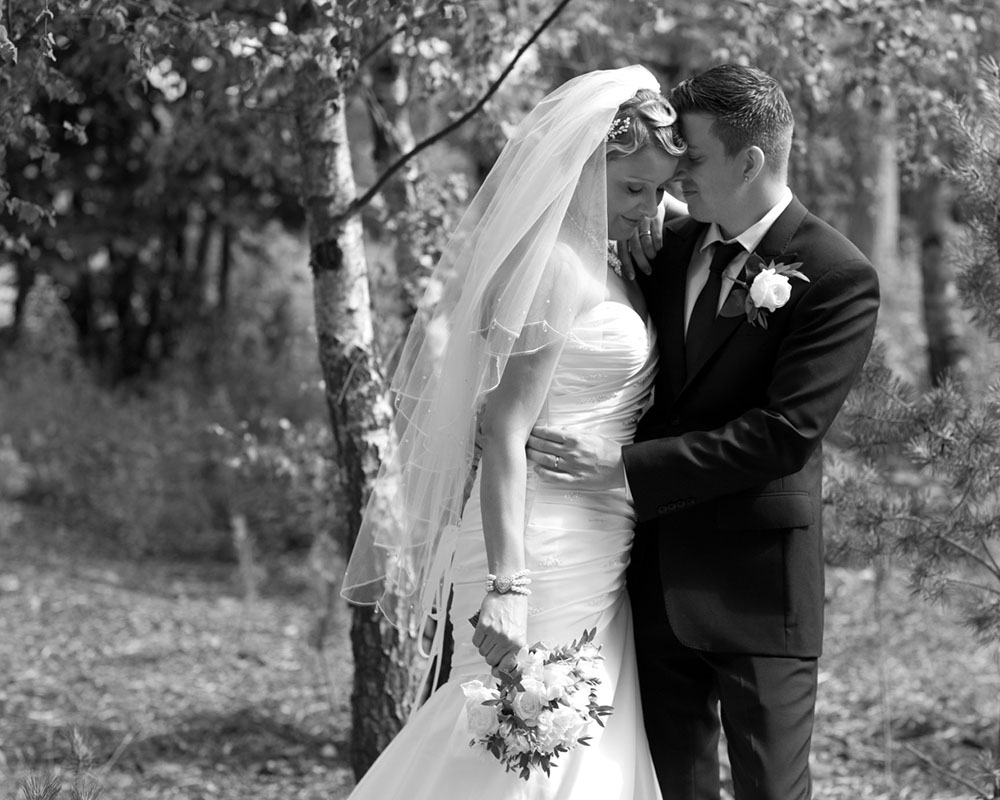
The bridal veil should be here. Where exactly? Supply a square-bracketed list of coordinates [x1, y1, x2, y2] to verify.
[341, 65, 662, 642]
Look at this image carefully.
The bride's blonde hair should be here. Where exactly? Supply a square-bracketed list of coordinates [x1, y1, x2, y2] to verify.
[606, 89, 687, 159]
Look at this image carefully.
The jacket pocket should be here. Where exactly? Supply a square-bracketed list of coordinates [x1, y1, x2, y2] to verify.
[716, 491, 814, 530]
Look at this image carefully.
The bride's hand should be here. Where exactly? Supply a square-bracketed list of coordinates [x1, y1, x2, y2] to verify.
[527, 425, 626, 490]
[472, 592, 528, 675]
[617, 190, 688, 279]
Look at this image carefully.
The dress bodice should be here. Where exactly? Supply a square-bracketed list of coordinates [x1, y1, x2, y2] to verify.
[543, 299, 658, 444]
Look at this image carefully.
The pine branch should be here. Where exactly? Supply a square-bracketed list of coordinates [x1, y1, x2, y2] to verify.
[902, 743, 988, 796]
[940, 576, 1000, 598]
[981, 534, 1000, 577]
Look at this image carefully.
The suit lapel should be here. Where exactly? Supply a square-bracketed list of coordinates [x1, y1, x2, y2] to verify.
[755, 197, 807, 261]
[677, 198, 809, 394]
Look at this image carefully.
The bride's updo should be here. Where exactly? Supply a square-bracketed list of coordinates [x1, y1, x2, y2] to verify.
[606, 89, 687, 159]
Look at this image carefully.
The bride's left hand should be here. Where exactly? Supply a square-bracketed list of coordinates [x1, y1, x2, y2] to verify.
[526, 425, 626, 490]
[616, 190, 687, 279]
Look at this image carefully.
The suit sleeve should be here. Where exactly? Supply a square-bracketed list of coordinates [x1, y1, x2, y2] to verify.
[622, 258, 880, 523]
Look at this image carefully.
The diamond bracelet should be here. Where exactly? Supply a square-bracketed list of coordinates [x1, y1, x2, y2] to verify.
[485, 569, 532, 596]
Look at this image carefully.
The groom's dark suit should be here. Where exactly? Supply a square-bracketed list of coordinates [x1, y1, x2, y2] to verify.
[623, 197, 879, 799]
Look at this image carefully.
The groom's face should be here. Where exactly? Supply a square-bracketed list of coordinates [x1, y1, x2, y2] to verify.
[675, 112, 746, 237]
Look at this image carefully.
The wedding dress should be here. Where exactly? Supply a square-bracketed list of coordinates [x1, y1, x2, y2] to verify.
[344, 297, 663, 800]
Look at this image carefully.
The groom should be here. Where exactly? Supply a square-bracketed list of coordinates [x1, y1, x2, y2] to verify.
[528, 65, 880, 799]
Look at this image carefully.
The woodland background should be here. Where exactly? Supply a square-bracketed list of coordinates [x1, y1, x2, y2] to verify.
[1, 1, 1000, 798]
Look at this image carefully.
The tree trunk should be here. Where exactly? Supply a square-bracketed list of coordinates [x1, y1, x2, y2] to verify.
[285, 0, 422, 779]
[217, 205, 232, 312]
[365, 52, 422, 357]
[10, 259, 36, 345]
[915, 175, 969, 386]
[847, 87, 900, 273]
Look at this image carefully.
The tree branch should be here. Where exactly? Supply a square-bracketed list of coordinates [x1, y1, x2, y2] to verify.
[941, 576, 1000, 598]
[935, 531, 1000, 577]
[981, 533, 1000, 576]
[902, 744, 987, 796]
[332, 0, 574, 227]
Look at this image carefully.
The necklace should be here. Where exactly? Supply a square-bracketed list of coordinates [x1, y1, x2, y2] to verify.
[607, 241, 623, 278]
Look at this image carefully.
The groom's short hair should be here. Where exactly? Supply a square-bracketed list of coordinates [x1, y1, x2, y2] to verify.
[670, 64, 793, 173]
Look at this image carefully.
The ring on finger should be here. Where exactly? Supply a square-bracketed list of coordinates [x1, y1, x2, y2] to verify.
[639, 231, 652, 238]
[553, 455, 560, 470]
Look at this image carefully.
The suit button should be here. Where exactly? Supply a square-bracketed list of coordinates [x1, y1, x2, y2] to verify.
[657, 505, 669, 514]
[669, 416, 681, 425]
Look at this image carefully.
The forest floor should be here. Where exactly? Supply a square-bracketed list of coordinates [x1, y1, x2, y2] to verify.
[0, 500, 996, 800]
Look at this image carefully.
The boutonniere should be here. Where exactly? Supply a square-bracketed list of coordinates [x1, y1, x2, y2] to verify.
[719, 253, 809, 329]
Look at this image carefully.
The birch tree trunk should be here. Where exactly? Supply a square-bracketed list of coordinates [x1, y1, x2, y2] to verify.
[915, 175, 970, 386]
[847, 89, 900, 273]
[366, 52, 422, 356]
[285, 0, 421, 778]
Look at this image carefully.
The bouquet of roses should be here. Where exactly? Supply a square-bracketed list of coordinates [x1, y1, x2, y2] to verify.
[460, 627, 613, 781]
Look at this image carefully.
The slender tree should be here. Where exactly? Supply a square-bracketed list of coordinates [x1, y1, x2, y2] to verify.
[282, 0, 572, 773]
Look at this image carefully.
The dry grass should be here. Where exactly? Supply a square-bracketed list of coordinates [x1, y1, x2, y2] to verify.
[0, 501, 996, 799]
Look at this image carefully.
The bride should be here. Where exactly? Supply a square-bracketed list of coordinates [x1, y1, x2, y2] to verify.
[341, 65, 685, 799]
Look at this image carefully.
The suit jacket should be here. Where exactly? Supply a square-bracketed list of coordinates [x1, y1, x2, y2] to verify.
[623, 197, 880, 658]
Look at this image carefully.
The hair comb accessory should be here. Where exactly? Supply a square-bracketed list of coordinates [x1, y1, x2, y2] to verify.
[606, 115, 631, 141]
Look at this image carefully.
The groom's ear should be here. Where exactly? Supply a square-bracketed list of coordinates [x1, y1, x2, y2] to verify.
[742, 146, 765, 184]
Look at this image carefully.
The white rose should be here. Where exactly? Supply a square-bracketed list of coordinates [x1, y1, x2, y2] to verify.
[533, 709, 555, 749]
[749, 268, 792, 311]
[550, 704, 588, 742]
[536, 705, 589, 753]
[461, 679, 500, 737]
[542, 662, 576, 701]
[515, 647, 546, 680]
[511, 677, 548, 725]
[533, 709, 559, 753]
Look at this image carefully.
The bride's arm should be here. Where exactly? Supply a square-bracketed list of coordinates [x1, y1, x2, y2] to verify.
[471, 344, 562, 673]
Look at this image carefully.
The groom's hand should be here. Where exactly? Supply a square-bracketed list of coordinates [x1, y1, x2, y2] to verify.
[526, 425, 626, 490]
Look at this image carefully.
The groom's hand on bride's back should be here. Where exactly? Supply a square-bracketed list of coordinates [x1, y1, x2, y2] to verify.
[527, 425, 626, 490]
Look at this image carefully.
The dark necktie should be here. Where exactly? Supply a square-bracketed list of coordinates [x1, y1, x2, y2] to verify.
[685, 241, 745, 368]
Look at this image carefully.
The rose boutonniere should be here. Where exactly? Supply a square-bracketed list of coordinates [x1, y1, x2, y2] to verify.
[720, 254, 809, 329]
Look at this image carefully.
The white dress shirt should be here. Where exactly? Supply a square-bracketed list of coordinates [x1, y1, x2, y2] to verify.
[683, 187, 794, 336]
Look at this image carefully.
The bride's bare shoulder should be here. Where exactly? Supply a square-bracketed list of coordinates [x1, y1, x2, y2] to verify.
[547, 243, 605, 308]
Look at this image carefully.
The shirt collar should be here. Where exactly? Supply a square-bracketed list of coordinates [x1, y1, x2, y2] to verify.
[700, 186, 794, 254]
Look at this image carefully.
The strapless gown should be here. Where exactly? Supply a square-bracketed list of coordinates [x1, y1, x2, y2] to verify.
[345, 300, 663, 799]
